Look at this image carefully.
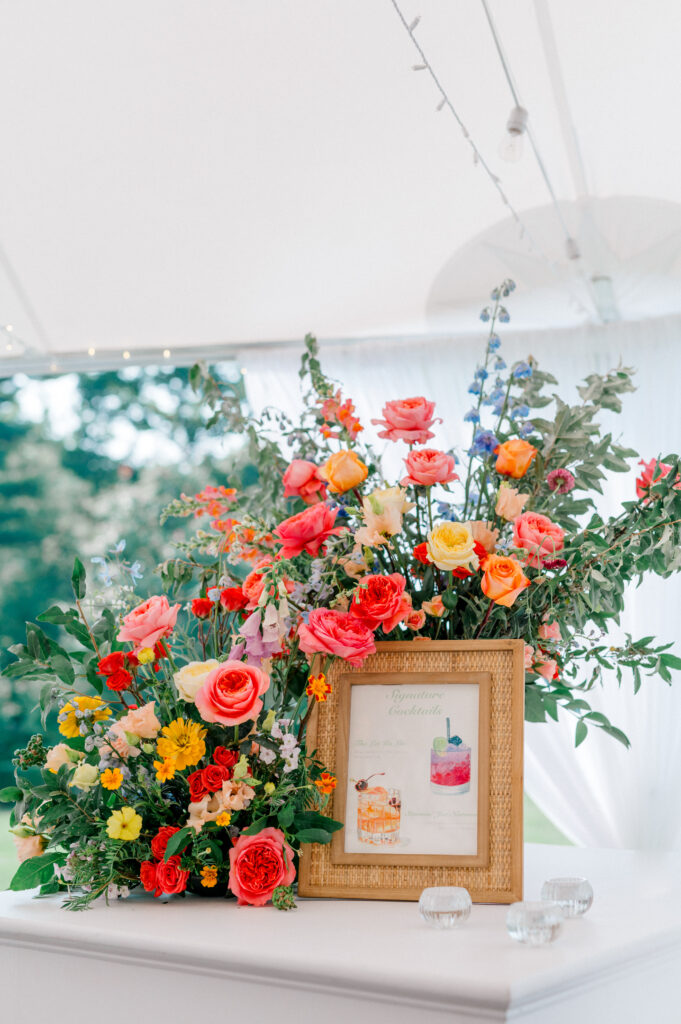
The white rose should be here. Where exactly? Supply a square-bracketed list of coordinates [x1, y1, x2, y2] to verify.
[174, 659, 219, 702]
[69, 763, 99, 791]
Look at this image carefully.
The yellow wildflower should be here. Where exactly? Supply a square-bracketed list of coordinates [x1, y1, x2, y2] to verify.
[215, 812, 232, 827]
[156, 718, 206, 770]
[58, 695, 111, 739]
[154, 757, 176, 782]
[263, 782, 276, 796]
[200, 865, 219, 888]
[137, 647, 156, 665]
[100, 768, 123, 791]
[305, 673, 332, 703]
[106, 806, 142, 841]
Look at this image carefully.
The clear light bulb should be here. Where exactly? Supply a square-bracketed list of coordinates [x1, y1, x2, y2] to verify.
[498, 131, 524, 163]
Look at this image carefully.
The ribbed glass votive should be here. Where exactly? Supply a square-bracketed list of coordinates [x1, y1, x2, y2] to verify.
[419, 886, 472, 928]
[540, 876, 594, 917]
[506, 901, 563, 945]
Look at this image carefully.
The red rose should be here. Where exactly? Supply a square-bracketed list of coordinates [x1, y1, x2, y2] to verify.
[106, 668, 133, 692]
[153, 642, 168, 660]
[140, 860, 158, 895]
[349, 573, 412, 632]
[150, 825, 180, 861]
[191, 597, 214, 620]
[228, 827, 296, 906]
[188, 770, 208, 802]
[451, 540, 488, 579]
[155, 855, 189, 896]
[213, 746, 238, 769]
[126, 653, 139, 668]
[97, 652, 125, 676]
[220, 587, 248, 612]
[202, 764, 229, 792]
[413, 543, 430, 565]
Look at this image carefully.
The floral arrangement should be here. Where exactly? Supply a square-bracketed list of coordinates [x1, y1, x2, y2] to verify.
[4, 278, 681, 908]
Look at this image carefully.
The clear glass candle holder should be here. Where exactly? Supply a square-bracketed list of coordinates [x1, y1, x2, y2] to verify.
[419, 886, 472, 928]
[506, 901, 563, 945]
[541, 876, 594, 918]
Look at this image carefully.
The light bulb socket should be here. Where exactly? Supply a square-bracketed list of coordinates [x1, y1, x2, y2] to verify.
[505, 105, 528, 136]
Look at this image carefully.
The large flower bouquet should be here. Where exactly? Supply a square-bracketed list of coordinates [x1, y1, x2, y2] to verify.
[4, 279, 681, 908]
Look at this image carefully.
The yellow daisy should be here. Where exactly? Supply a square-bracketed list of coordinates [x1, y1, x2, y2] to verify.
[200, 865, 219, 888]
[156, 718, 206, 770]
[100, 768, 123, 791]
[154, 757, 176, 782]
[59, 695, 111, 739]
[106, 806, 142, 841]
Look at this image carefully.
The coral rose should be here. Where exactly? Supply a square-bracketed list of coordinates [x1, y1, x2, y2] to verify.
[426, 522, 479, 573]
[635, 458, 680, 500]
[400, 448, 458, 487]
[274, 504, 344, 559]
[480, 554, 530, 607]
[298, 608, 376, 667]
[349, 573, 412, 632]
[174, 659, 219, 702]
[354, 487, 414, 548]
[495, 485, 530, 520]
[406, 609, 426, 630]
[513, 512, 565, 568]
[282, 459, 326, 503]
[117, 595, 180, 652]
[195, 661, 270, 726]
[372, 397, 441, 444]
[494, 439, 537, 479]
[422, 595, 446, 617]
[228, 827, 296, 906]
[319, 450, 368, 493]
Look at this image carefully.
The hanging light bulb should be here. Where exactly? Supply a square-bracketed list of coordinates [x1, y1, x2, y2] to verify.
[498, 105, 528, 163]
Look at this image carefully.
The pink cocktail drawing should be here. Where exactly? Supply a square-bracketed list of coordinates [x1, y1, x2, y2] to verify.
[430, 718, 471, 794]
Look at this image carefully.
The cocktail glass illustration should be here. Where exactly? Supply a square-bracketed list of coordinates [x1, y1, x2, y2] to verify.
[430, 718, 471, 794]
[356, 782, 401, 845]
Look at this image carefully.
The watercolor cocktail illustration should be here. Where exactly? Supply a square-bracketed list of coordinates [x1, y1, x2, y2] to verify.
[430, 718, 471, 795]
[354, 773, 402, 845]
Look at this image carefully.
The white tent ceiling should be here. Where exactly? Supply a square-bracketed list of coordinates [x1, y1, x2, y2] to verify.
[2, 0, 681, 370]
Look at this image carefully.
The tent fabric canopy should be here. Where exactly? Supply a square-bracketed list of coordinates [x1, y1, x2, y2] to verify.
[2, 0, 681, 365]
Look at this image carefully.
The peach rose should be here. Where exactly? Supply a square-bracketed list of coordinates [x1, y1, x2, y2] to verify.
[495, 439, 537, 479]
[480, 554, 530, 607]
[12, 815, 45, 863]
[298, 608, 376, 666]
[470, 520, 499, 553]
[274, 503, 345, 559]
[117, 595, 180, 652]
[372, 397, 441, 444]
[524, 644, 534, 669]
[45, 743, 82, 773]
[422, 595, 446, 617]
[535, 656, 558, 682]
[319, 450, 368, 493]
[282, 459, 326, 503]
[119, 701, 161, 739]
[406, 609, 426, 630]
[400, 448, 458, 487]
[195, 661, 270, 726]
[354, 487, 414, 548]
[513, 512, 565, 568]
[495, 485, 530, 521]
[228, 827, 296, 906]
[102, 722, 141, 760]
[538, 619, 561, 641]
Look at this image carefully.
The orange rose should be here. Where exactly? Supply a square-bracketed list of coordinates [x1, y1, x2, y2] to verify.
[494, 440, 537, 479]
[319, 450, 368, 493]
[480, 554, 530, 607]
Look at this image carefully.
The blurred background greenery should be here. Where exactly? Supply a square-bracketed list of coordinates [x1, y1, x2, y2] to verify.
[0, 364, 569, 888]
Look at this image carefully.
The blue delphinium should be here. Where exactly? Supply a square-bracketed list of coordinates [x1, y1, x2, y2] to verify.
[480, 308, 491, 322]
[511, 404, 530, 420]
[518, 422, 536, 438]
[494, 357, 506, 371]
[474, 366, 488, 381]
[464, 408, 480, 423]
[468, 429, 500, 457]
[436, 502, 459, 522]
[513, 361, 533, 379]
[498, 307, 510, 323]
[467, 380, 481, 396]
[488, 334, 501, 351]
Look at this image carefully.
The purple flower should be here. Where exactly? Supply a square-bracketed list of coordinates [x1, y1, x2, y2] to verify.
[239, 610, 281, 664]
[469, 429, 500, 457]
[547, 468, 576, 494]
[543, 558, 568, 571]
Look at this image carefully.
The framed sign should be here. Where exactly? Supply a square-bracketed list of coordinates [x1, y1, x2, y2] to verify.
[298, 640, 524, 903]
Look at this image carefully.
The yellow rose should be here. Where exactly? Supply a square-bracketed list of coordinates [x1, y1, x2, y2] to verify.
[174, 659, 219, 702]
[319, 450, 368, 493]
[69, 763, 99, 791]
[426, 522, 479, 572]
[106, 806, 142, 842]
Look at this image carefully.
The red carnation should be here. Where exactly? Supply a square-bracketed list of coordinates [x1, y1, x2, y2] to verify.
[220, 587, 249, 612]
[106, 668, 133, 692]
[150, 825, 180, 861]
[188, 770, 208, 803]
[202, 764, 229, 792]
[191, 597, 214, 620]
[413, 542, 430, 565]
[213, 746, 238, 769]
[97, 652, 125, 676]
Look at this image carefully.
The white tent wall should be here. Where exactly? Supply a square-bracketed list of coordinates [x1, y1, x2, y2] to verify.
[242, 316, 681, 850]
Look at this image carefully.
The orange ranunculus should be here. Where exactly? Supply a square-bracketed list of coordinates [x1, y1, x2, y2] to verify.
[319, 450, 368, 493]
[494, 439, 537, 479]
[480, 554, 530, 608]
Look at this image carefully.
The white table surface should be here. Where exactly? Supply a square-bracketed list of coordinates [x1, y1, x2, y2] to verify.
[1, 844, 680, 1024]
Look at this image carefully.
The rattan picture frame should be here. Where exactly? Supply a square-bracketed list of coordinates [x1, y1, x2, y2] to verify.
[298, 639, 525, 903]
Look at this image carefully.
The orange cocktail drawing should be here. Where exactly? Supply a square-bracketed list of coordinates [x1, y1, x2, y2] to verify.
[356, 786, 401, 845]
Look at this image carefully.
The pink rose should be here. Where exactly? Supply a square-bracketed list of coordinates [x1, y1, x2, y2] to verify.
[228, 827, 296, 906]
[117, 595, 180, 652]
[400, 448, 459, 487]
[513, 512, 565, 568]
[298, 608, 376, 667]
[372, 397, 441, 444]
[535, 656, 558, 682]
[102, 721, 141, 760]
[282, 460, 326, 503]
[274, 503, 345, 559]
[524, 644, 534, 670]
[119, 701, 161, 739]
[195, 660, 270, 726]
[538, 619, 561, 641]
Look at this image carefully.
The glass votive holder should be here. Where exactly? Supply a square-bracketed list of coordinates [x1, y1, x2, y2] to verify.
[506, 901, 563, 946]
[419, 886, 472, 928]
[541, 876, 594, 917]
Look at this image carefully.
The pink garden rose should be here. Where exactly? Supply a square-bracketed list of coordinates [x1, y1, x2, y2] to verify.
[535, 656, 558, 682]
[538, 619, 561, 641]
[117, 595, 180, 652]
[400, 448, 459, 487]
[228, 827, 296, 906]
[298, 608, 376, 667]
[512, 512, 565, 568]
[195, 660, 270, 726]
[282, 459, 326, 503]
[274, 503, 345, 559]
[372, 397, 441, 444]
